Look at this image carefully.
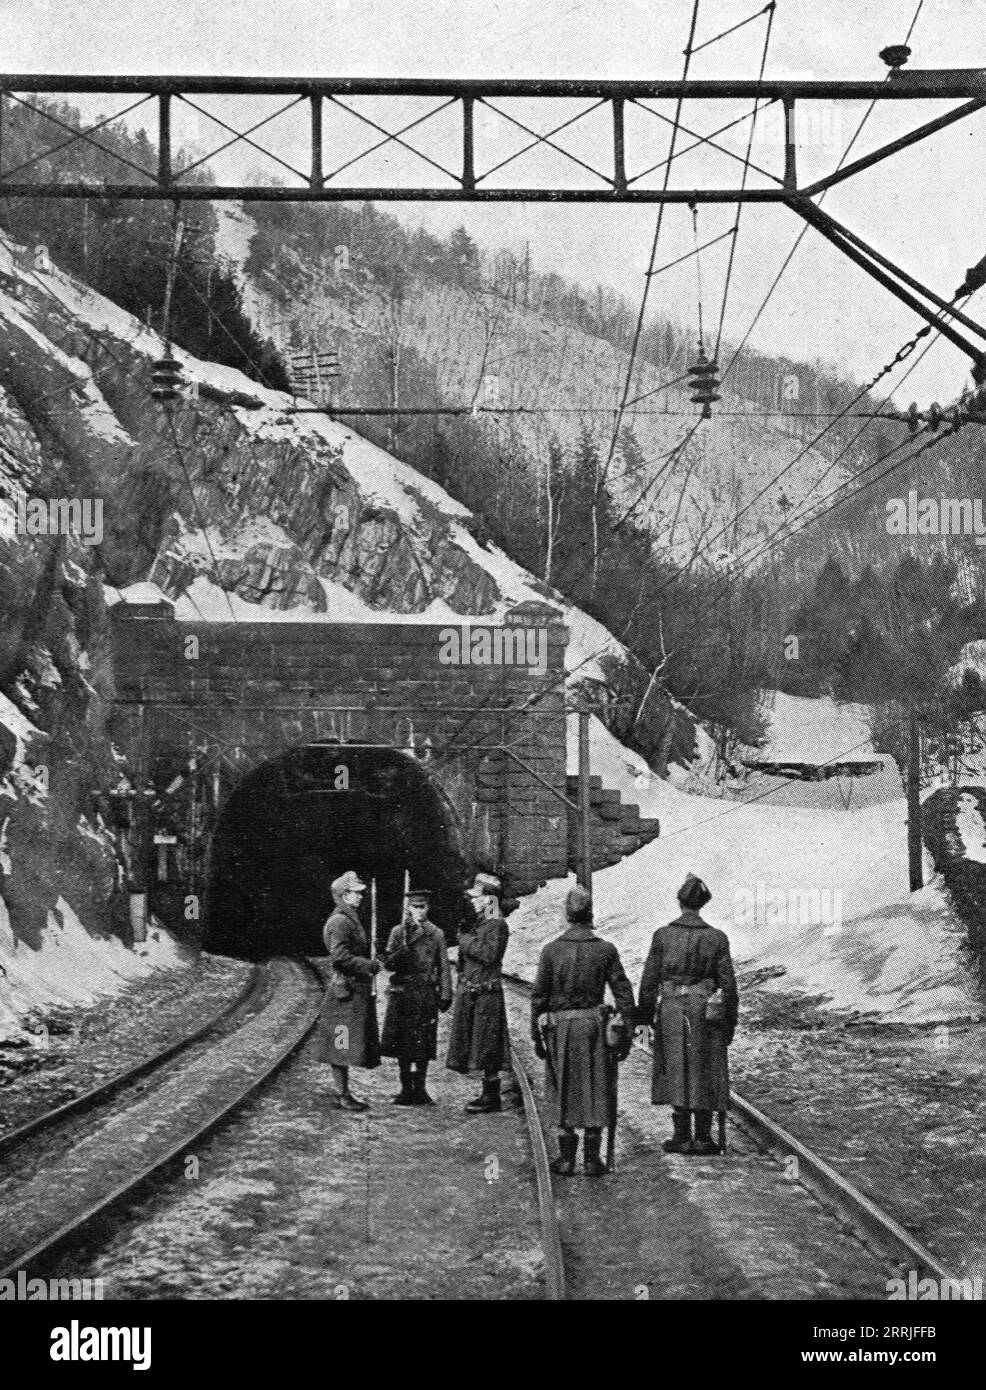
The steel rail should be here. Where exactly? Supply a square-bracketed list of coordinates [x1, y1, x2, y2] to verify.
[0, 957, 323, 1280]
[0, 963, 261, 1160]
[728, 1091, 956, 1284]
[509, 1034, 566, 1301]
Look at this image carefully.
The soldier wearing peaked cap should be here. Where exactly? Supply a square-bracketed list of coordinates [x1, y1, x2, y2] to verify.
[315, 870, 382, 1111]
[636, 873, 738, 1155]
[531, 885, 636, 1177]
[446, 872, 510, 1113]
[380, 889, 452, 1106]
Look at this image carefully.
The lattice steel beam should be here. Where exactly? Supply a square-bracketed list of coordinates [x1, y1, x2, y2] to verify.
[0, 70, 982, 203]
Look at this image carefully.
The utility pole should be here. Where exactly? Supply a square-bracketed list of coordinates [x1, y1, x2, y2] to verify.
[907, 706, 923, 892]
[577, 710, 592, 891]
[161, 203, 185, 345]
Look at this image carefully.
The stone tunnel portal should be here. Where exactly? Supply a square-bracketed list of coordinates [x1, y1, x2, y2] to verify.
[203, 744, 471, 960]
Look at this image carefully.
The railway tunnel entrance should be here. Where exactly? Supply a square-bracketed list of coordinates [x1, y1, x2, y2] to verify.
[202, 744, 470, 959]
[108, 599, 571, 948]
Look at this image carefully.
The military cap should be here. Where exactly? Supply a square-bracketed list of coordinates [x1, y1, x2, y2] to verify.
[466, 871, 502, 899]
[332, 869, 368, 899]
[677, 872, 711, 910]
[564, 884, 593, 923]
[405, 888, 432, 906]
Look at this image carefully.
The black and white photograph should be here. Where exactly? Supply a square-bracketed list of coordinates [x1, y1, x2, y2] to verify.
[0, 0, 983, 1352]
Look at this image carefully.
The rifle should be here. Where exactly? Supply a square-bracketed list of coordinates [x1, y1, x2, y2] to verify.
[718, 1108, 727, 1155]
[370, 876, 378, 998]
[603, 1008, 625, 1173]
[606, 1044, 618, 1172]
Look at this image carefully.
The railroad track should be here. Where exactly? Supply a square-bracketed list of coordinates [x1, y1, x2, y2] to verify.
[0, 963, 262, 1161]
[502, 974, 957, 1295]
[0, 956, 323, 1280]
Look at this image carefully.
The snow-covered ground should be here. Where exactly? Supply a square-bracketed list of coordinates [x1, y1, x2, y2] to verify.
[755, 690, 875, 764]
[0, 897, 187, 1037]
[513, 711, 979, 1025]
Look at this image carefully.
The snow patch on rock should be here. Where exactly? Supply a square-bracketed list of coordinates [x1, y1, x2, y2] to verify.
[0, 894, 187, 1039]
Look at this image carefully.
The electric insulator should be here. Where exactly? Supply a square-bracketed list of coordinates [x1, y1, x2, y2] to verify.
[687, 348, 721, 417]
[879, 44, 911, 70]
[151, 355, 183, 402]
[906, 401, 920, 435]
[927, 401, 943, 432]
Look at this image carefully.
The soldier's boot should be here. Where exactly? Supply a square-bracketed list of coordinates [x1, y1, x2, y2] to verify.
[550, 1132, 578, 1177]
[330, 1065, 368, 1112]
[413, 1063, 434, 1106]
[331, 1091, 369, 1112]
[583, 1129, 606, 1177]
[465, 1077, 502, 1114]
[662, 1107, 692, 1153]
[392, 1064, 415, 1106]
[690, 1109, 720, 1155]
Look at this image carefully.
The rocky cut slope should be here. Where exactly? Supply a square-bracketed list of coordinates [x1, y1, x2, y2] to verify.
[0, 226, 695, 998]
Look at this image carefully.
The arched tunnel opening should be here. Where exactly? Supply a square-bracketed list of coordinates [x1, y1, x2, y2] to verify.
[202, 744, 472, 960]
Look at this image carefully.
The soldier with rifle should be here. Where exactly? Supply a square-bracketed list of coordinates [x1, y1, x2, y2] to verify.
[315, 870, 383, 1111]
[446, 872, 510, 1114]
[636, 873, 738, 1155]
[380, 888, 453, 1106]
[530, 885, 635, 1177]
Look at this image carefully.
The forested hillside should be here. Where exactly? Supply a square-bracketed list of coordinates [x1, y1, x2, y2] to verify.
[5, 92, 986, 772]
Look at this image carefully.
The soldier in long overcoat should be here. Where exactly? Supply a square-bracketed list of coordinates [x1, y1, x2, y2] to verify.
[531, 885, 636, 1176]
[380, 888, 452, 1106]
[446, 872, 509, 1114]
[636, 873, 738, 1154]
[315, 870, 382, 1111]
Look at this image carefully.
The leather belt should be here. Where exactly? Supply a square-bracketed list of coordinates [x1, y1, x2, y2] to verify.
[543, 1006, 600, 1024]
[664, 978, 714, 996]
[462, 980, 502, 996]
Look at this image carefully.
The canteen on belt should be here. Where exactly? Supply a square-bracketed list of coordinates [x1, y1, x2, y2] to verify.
[605, 1010, 628, 1049]
[705, 987, 726, 1022]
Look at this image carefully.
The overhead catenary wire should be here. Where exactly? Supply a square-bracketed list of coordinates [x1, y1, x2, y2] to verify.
[712, 0, 776, 365]
[690, 0, 776, 56]
[595, 0, 703, 501]
[691, 202, 705, 350]
[642, 0, 936, 597]
[664, 422, 952, 661]
[349, 0, 941, 785]
[667, 280, 977, 601]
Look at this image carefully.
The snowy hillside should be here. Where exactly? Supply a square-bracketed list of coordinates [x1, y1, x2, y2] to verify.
[511, 713, 979, 1025]
[0, 225, 684, 1036]
[219, 202, 852, 573]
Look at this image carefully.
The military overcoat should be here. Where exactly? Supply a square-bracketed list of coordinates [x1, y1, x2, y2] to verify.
[446, 913, 509, 1073]
[380, 917, 452, 1061]
[531, 923, 636, 1129]
[636, 909, 738, 1110]
[315, 901, 381, 1069]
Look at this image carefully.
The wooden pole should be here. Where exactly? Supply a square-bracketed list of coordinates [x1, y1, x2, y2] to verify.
[129, 703, 151, 943]
[578, 710, 592, 890]
[907, 707, 924, 892]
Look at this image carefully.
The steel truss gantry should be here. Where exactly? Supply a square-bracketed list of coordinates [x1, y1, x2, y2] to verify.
[1, 70, 984, 203]
[2, 69, 985, 372]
